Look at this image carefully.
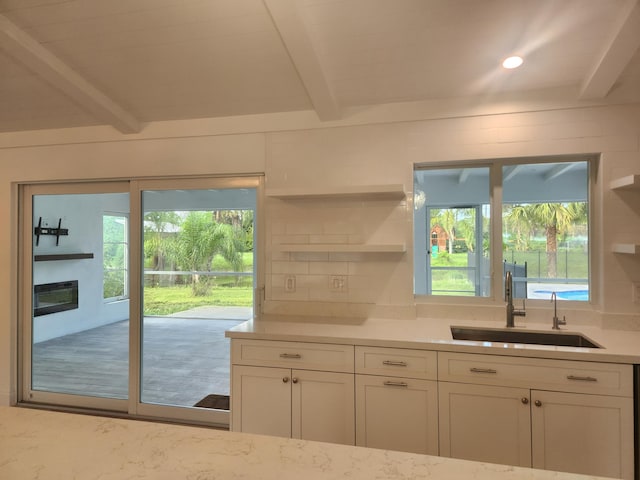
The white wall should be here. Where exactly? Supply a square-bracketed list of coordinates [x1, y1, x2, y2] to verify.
[1, 104, 639, 405]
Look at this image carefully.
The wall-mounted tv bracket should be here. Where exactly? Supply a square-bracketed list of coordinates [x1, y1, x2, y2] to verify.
[34, 217, 68, 246]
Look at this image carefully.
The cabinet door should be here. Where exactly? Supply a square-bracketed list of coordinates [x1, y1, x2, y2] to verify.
[439, 382, 531, 467]
[231, 365, 291, 437]
[355, 375, 438, 455]
[531, 390, 634, 480]
[291, 369, 355, 445]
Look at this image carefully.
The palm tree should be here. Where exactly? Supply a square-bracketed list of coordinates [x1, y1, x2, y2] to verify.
[502, 205, 533, 252]
[505, 203, 583, 278]
[143, 212, 181, 286]
[453, 208, 477, 253]
[175, 212, 244, 296]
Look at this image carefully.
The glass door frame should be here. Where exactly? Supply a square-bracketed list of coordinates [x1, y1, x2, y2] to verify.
[425, 205, 484, 296]
[20, 181, 131, 412]
[18, 175, 263, 428]
[130, 175, 263, 426]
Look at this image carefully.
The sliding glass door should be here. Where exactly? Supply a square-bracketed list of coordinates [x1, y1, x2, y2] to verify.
[135, 177, 259, 425]
[20, 176, 261, 425]
[22, 182, 130, 411]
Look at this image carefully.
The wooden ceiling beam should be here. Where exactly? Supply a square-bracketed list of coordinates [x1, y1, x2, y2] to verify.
[0, 13, 141, 134]
[580, 0, 640, 99]
[544, 163, 575, 182]
[503, 165, 523, 182]
[263, 0, 341, 121]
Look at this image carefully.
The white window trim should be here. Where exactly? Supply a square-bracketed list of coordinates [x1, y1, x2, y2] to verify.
[413, 154, 598, 310]
[103, 212, 129, 303]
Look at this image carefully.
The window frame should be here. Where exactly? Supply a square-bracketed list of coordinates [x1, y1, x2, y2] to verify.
[413, 155, 597, 307]
[103, 212, 129, 302]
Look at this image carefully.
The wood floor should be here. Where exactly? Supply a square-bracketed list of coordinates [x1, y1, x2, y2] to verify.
[32, 317, 244, 408]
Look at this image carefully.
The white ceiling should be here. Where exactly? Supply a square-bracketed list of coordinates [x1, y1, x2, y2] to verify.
[0, 0, 639, 134]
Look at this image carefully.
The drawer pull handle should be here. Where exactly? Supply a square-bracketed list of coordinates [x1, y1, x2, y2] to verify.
[566, 375, 598, 382]
[384, 381, 408, 387]
[382, 360, 408, 367]
[470, 367, 497, 374]
[280, 353, 302, 359]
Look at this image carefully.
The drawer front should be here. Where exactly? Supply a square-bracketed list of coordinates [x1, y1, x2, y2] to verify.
[232, 339, 354, 372]
[438, 352, 633, 397]
[356, 346, 437, 380]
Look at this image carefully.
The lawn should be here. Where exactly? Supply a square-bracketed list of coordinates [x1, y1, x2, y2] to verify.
[144, 284, 253, 315]
[143, 252, 255, 315]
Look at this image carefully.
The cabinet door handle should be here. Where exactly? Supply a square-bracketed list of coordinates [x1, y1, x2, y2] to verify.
[280, 353, 302, 359]
[470, 367, 497, 374]
[291, 377, 299, 384]
[382, 360, 408, 367]
[521, 397, 529, 404]
[535, 400, 542, 407]
[383, 381, 408, 387]
[282, 377, 289, 383]
[566, 375, 597, 382]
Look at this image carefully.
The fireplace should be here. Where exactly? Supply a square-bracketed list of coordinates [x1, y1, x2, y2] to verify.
[33, 280, 79, 317]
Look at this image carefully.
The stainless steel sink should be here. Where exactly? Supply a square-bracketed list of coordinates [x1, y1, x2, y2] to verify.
[450, 326, 602, 348]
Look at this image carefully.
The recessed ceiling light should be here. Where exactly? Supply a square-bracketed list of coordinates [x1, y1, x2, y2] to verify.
[502, 56, 523, 69]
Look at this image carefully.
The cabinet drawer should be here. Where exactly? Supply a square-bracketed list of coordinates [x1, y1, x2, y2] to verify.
[438, 352, 633, 397]
[232, 339, 354, 373]
[356, 346, 437, 380]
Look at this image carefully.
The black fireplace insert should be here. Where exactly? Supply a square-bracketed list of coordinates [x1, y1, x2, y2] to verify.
[33, 280, 79, 317]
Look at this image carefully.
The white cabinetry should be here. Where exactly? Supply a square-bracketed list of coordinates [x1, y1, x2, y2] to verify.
[439, 382, 531, 466]
[355, 346, 438, 455]
[530, 389, 633, 478]
[438, 352, 634, 480]
[229, 337, 635, 479]
[230, 339, 355, 445]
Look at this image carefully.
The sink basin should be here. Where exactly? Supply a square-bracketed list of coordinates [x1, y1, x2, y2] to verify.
[450, 326, 602, 348]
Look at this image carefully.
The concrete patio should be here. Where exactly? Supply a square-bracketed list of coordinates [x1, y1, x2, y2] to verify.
[32, 308, 250, 408]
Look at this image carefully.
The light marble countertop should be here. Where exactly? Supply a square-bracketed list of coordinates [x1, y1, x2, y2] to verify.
[226, 316, 640, 363]
[0, 406, 612, 480]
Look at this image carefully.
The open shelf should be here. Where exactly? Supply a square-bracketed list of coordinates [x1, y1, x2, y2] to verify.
[266, 184, 405, 200]
[610, 175, 640, 191]
[273, 243, 406, 253]
[611, 244, 640, 254]
[34, 253, 94, 262]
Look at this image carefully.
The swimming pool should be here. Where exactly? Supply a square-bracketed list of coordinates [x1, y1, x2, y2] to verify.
[534, 290, 589, 301]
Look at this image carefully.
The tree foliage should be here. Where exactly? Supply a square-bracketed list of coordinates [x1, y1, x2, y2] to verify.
[504, 202, 586, 277]
[143, 210, 251, 296]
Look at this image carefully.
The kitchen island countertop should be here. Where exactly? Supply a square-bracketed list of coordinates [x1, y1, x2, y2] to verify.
[0, 406, 613, 480]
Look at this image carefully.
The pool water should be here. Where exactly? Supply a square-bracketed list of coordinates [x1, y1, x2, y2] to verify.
[534, 290, 588, 301]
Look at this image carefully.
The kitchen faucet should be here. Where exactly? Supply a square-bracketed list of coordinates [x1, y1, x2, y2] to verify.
[505, 270, 526, 327]
[551, 292, 566, 329]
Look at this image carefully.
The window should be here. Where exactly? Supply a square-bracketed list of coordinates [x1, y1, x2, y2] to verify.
[103, 213, 129, 300]
[414, 158, 590, 301]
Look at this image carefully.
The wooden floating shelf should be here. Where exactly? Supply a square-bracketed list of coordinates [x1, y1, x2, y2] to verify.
[274, 244, 406, 253]
[34, 253, 94, 262]
[266, 184, 406, 200]
[611, 244, 640, 254]
[610, 175, 640, 191]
